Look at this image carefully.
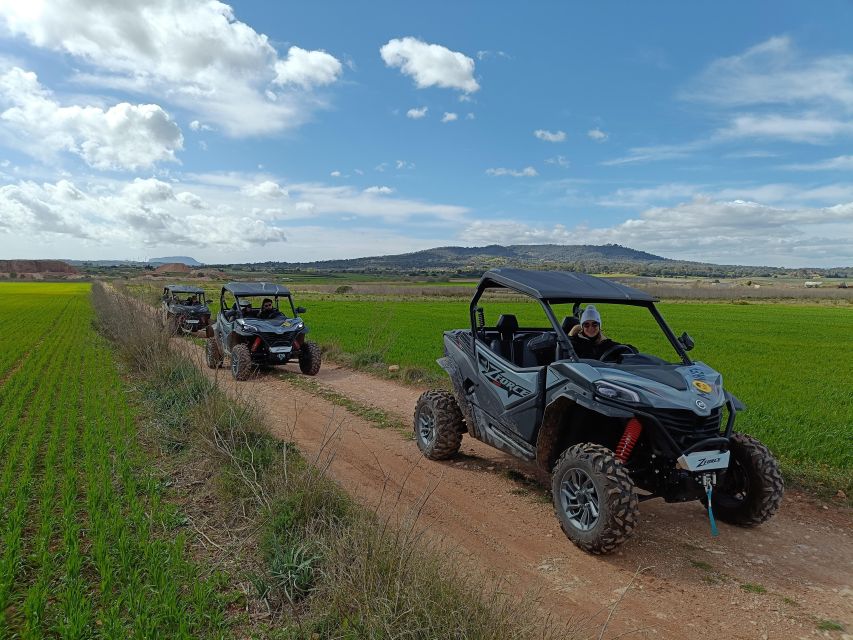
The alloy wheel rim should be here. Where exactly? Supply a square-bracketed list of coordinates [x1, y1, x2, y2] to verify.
[418, 406, 436, 446]
[559, 468, 600, 531]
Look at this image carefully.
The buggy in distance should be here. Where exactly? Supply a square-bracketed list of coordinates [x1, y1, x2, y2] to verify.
[206, 282, 321, 380]
[161, 284, 211, 334]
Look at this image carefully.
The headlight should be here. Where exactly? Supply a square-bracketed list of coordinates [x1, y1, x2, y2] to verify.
[595, 382, 640, 403]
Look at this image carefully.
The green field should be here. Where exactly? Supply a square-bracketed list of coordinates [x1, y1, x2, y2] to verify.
[0, 283, 226, 637]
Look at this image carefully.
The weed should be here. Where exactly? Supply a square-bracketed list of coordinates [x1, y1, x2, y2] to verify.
[690, 560, 714, 572]
[817, 619, 844, 631]
[740, 583, 767, 594]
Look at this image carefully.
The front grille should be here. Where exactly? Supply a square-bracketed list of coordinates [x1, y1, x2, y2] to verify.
[265, 336, 292, 349]
[652, 407, 723, 447]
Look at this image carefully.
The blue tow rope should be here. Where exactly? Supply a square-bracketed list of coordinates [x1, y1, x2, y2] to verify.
[706, 485, 719, 537]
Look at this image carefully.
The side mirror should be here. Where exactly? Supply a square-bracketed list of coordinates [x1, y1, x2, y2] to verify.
[678, 331, 695, 351]
[295, 306, 307, 314]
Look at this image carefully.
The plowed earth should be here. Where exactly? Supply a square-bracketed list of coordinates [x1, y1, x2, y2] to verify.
[186, 346, 852, 640]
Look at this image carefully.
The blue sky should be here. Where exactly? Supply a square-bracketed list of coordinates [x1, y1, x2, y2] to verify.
[1, 0, 852, 267]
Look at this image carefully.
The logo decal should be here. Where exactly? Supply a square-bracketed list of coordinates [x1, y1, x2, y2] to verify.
[695, 399, 707, 410]
[696, 456, 721, 468]
[478, 355, 533, 399]
[692, 380, 713, 394]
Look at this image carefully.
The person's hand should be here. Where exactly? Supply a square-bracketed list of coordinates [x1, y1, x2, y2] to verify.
[568, 324, 582, 337]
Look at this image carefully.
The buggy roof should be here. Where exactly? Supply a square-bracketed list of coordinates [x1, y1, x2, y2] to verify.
[165, 284, 205, 294]
[479, 268, 657, 303]
[222, 282, 291, 297]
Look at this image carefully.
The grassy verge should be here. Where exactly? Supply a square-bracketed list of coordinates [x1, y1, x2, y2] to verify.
[94, 282, 568, 639]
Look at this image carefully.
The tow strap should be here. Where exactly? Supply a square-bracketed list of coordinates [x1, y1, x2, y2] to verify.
[704, 481, 719, 537]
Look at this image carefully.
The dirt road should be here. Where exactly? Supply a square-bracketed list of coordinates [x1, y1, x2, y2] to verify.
[192, 352, 852, 640]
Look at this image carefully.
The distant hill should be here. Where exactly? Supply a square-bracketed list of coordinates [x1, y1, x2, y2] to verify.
[149, 256, 201, 266]
[252, 244, 667, 271]
[235, 243, 851, 278]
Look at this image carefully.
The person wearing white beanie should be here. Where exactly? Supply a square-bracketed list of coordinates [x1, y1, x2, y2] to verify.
[568, 304, 617, 359]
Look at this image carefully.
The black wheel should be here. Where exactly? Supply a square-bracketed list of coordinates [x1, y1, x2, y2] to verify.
[230, 344, 253, 381]
[552, 443, 639, 555]
[413, 390, 464, 460]
[299, 341, 322, 376]
[205, 338, 223, 369]
[707, 433, 784, 526]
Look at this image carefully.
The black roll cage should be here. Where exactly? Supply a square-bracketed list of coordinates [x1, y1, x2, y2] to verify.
[219, 291, 297, 320]
[164, 286, 206, 304]
[469, 281, 692, 366]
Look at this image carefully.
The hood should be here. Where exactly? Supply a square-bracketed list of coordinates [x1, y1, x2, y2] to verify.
[552, 360, 725, 416]
[172, 303, 209, 315]
[239, 316, 305, 335]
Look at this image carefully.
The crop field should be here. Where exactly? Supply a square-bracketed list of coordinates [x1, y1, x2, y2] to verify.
[0, 283, 226, 638]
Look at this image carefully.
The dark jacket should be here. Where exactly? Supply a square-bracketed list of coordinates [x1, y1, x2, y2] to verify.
[570, 333, 617, 360]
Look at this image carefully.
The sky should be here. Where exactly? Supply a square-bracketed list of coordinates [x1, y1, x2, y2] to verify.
[0, 1, 852, 267]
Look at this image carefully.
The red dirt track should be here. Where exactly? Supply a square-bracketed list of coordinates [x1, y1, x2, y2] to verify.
[189, 349, 852, 640]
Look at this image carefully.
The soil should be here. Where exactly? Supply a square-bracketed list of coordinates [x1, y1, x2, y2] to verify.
[187, 351, 853, 640]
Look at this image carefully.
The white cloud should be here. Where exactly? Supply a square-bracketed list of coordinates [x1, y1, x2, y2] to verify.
[441, 112, 458, 123]
[683, 36, 853, 111]
[783, 155, 853, 171]
[189, 120, 212, 132]
[242, 180, 289, 198]
[486, 166, 538, 177]
[330, 170, 342, 177]
[380, 37, 479, 93]
[466, 112, 475, 120]
[273, 46, 343, 89]
[597, 183, 701, 207]
[719, 113, 853, 143]
[0, 170, 470, 254]
[681, 37, 853, 146]
[534, 129, 566, 143]
[176, 191, 207, 208]
[0, 67, 182, 171]
[587, 128, 608, 142]
[395, 160, 415, 170]
[601, 142, 701, 166]
[545, 155, 570, 168]
[406, 106, 428, 119]
[476, 50, 510, 61]
[459, 196, 853, 266]
[0, 1, 343, 137]
[0, 177, 288, 247]
[290, 182, 466, 221]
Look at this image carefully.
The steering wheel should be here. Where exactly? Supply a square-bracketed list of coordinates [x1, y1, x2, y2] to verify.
[599, 343, 639, 363]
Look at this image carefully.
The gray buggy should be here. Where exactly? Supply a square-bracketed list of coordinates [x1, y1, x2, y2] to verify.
[414, 269, 783, 554]
[206, 282, 320, 380]
[161, 285, 211, 334]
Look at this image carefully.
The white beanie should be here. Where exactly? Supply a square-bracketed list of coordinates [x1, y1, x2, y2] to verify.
[581, 305, 601, 325]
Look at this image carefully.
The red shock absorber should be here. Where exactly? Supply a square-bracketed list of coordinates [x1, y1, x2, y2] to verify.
[615, 417, 643, 463]
[250, 336, 262, 352]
